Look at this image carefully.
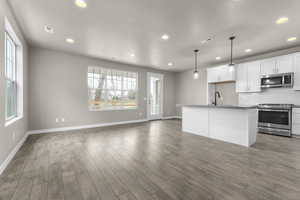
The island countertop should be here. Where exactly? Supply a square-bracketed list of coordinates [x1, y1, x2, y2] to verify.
[181, 104, 257, 110]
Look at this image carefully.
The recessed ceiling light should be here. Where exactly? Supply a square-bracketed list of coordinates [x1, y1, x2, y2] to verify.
[167, 62, 173, 66]
[276, 17, 288, 25]
[161, 34, 169, 40]
[130, 53, 135, 57]
[75, 0, 87, 8]
[216, 56, 221, 60]
[44, 25, 54, 34]
[287, 37, 297, 42]
[66, 38, 75, 44]
[245, 49, 252, 53]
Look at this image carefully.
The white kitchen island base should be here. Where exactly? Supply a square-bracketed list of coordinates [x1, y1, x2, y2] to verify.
[182, 105, 258, 147]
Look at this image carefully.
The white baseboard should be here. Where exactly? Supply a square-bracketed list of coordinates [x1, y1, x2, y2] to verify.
[27, 119, 149, 135]
[0, 132, 28, 175]
[163, 116, 182, 120]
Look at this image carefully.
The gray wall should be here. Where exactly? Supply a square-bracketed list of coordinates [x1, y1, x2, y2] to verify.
[215, 82, 238, 105]
[175, 69, 207, 115]
[0, 0, 28, 168]
[28, 47, 176, 131]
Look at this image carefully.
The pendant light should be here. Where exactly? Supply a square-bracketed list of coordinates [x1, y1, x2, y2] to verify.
[193, 49, 199, 79]
[229, 36, 236, 66]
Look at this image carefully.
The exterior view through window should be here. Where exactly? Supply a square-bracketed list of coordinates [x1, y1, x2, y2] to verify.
[88, 66, 138, 111]
[5, 32, 18, 120]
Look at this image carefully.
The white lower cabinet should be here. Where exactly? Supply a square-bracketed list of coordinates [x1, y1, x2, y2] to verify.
[293, 108, 300, 135]
[182, 107, 209, 137]
[294, 53, 300, 90]
[236, 61, 261, 93]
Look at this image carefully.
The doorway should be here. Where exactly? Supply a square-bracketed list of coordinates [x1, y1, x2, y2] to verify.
[147, 73, 164, 120]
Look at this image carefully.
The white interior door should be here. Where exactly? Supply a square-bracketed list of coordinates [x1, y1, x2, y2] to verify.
[147, 73, 164, 120]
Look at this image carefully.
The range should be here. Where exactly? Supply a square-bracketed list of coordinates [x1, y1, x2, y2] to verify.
[258, 104, 293, 137]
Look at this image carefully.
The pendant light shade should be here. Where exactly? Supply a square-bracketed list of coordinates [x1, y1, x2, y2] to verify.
[229, 36, 236, 66]
[193, 71, 199, 79]
[193, 49, 199, 79]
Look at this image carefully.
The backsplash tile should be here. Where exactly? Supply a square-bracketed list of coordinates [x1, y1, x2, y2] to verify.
[239, 88, 300, 105]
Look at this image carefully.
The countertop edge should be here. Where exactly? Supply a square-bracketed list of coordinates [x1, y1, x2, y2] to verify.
[181, 105, 258, 110]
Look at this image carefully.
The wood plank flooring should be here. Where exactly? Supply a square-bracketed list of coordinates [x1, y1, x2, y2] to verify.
[1, 119, 300, 200]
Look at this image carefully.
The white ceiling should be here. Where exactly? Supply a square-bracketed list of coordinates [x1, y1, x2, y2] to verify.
[9, 0, 300, 71]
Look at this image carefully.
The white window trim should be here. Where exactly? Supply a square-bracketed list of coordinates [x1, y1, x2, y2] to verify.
[4, 17, 23, 127]
[87, 66, 139, 111]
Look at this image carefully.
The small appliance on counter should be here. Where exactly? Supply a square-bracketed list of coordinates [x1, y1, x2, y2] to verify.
[258, 104, 293, 137]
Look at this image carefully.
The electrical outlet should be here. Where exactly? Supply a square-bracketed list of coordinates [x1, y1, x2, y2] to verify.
[55, 118, 59, 123]
[139, 112, 143, 116]
[61, 118, 65, 122]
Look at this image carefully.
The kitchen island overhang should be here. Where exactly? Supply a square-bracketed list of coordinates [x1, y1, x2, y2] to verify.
[182, 105, 258, 147]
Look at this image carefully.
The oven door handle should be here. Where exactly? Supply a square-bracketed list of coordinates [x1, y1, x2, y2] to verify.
[258, 109, 290, 112]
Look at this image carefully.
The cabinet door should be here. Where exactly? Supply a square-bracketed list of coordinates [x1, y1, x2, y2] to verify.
[260, 58, 277, 75]
[294, 53, 300, 90]
[276, 55, 294, 74]
[207, 68, 218, 83]
[236, 64, 248, 93]
[247, 61, 261, 92]
[207, 66, 235, 83]
[218, 66, 229, 82]
[224, 65, 236, 82]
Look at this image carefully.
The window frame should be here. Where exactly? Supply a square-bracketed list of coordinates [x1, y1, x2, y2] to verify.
[4, 18, 23, 126]
[87, 66, 139, 111]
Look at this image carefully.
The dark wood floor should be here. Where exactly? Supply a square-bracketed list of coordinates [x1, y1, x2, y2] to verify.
[1, 120, 300, 200]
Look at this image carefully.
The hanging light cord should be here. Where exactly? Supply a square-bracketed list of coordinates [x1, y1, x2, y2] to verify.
[230, 39, 233, 65]
[194, 49, 199, 72]
[229, 36, 235, 65]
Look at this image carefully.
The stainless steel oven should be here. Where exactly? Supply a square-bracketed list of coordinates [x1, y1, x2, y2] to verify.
[261, 73, 293, 88]
[258, 104, 293, 137]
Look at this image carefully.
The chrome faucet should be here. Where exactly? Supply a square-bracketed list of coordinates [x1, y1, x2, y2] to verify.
[213, 91, 221, 106]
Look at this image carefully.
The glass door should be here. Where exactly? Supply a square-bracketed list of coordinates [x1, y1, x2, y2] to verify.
[147, 73, 163, 120]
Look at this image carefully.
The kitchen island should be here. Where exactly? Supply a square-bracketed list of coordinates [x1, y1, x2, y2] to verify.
[182, 105, 258, 147]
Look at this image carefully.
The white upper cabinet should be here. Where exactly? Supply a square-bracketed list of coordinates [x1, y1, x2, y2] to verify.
[207, 65, 235, 83]
[260, 58, 277, 75]
[294, 53, 300, 90]
[236, 61, 261, 93]
[260, 55, 294, 75]
[207, 67, 219, 83]
[247, 61, 261, 92]
[235, 52, 299, 93]
[276, 54, 294, 74]
[236, 63, 248, 93]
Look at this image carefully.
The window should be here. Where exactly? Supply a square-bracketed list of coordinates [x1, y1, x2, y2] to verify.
[88, 66, 138, 111]
[5, 32, 17, 120]
[4, 18, 23, 125]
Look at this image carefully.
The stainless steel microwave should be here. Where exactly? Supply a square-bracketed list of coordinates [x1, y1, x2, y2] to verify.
[261, 73, 294, 88]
